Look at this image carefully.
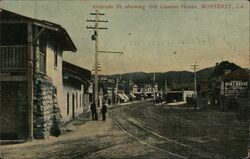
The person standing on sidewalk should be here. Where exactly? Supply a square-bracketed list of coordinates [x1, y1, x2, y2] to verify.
[90, 102, 97, 120]
[101, 102, 107, 121]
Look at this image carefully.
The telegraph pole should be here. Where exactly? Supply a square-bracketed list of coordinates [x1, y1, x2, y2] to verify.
[191, 61, 199, 108]
[87, 10, 123, 108]
[153, 73, 156, 99]
[86, 10, 108, 118]
[98, 51, 123, 107]
[165, 80, 168, 94]
[115, 77, 119, 105]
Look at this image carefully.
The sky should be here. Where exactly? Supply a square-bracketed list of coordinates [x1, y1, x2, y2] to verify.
[0, 0, 249, 74]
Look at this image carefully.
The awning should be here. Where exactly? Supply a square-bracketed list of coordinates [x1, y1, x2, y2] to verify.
[130, 93, 136, 98]
[117, 93, 125, 100]
[122, 94, 130, 101]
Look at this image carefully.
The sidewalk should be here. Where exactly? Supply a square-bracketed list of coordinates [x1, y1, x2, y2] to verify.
[62, 100, 148, 136]
[0, 112, 116, 159]
[63, 111, 113, 138]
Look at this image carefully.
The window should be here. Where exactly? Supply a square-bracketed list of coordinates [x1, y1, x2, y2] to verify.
[76, 92, 78, 108]
[72, 94, 75, 118]
[39, 52, 46, 73]
[82, 93, 84, 107]
[54, 43, 58, 68]
[39, 36, 46, 73]
[54, 50, 58, 69]
[39, 36, 46, 54]
[80, 93, 82, 107]
[67, 93, 69, 115]
[54, 43, 60, 69]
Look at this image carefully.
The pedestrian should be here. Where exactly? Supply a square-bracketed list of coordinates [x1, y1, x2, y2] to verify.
[101, 102, 107, 121]
[90, 102, 98, 120]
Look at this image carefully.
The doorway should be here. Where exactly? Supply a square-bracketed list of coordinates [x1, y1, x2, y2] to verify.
[0, 82, 20, 140]
[72, 94, 75, 118]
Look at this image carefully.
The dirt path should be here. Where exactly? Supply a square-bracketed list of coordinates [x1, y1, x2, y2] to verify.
[121, 101, 249, 159]
[1, 101, 248, 159]
[0, 110, 167, 159]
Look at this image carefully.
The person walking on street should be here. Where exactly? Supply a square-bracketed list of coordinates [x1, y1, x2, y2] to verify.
[90, 102, 98, 120]
[101, 102, 107, 121]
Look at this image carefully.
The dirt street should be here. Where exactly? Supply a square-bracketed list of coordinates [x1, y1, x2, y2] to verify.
[0, 101, 249, 159]
[0, 109, 169, 159]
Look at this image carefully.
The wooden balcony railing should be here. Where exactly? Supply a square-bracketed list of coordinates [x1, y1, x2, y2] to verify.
[0, 45, 27, 71]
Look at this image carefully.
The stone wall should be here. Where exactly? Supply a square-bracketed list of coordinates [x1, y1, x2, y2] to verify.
[34, 74, 62, 139]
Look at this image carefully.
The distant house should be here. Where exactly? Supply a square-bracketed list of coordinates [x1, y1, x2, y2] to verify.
[126, 81, 136, 101]
[197, 81, 211, 98]
[165, 90, 194, 103]
[62, 61, 91, 121]
[106, 78, 128, 104]
[220, 69, 249, 112]
[117, 80, 130, 103]
[98, 76, 135, 105]
[221, 69, 249, 98]
[132, 84, 143, 94]
[0, 9, 77, 140]
[144, 84, 154, 98]
[99, 76, 116, 105]
[208, 61, 242, 106]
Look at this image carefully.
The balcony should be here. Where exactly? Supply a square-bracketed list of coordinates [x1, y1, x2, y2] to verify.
[0, 45, 27, 72]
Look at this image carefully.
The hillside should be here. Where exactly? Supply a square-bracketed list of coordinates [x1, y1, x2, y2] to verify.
[109, 61, 243, 90]
[109, 66, 215, 90]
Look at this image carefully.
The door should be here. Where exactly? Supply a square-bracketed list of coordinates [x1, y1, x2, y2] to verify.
[0, 82, 20, 140]
[72, 94, 75, 118]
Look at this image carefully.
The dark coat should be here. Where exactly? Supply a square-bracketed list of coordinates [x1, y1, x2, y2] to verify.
[90, 103, 96, 112]
[101, 104, 107, 114]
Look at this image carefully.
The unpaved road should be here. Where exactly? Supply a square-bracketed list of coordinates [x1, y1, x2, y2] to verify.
[121, 101, 249, 159]
[0, 105, 170, 159]
[0, 101, 249, 159]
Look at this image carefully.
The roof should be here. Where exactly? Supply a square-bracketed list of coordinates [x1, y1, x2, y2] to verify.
[63, 61, 91, 85]
[0, 8, 77, 52]
[209, 61, 241, 79]
[222, 69, 249, 80]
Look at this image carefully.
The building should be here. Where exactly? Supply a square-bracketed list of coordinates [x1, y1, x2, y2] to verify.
[221, 69, 249, 112]
[197, 81, 212, 109]
[101, 77, 132, 104]
[208, 61, 241, 106]
[165, 90, 194, 103]
[62, 61, 91, 122]
[0, 9, 77, 140]
[198, 61, 249, 111]
[221, 69, 249, 98]
[117, 80, 130, 103]
[131, 83, 159, 100]
[96, 76, 115, 106]
[102, 77, 116, 105]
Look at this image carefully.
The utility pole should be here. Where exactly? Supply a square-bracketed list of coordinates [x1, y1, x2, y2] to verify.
[86, 10, 108, 118]
[153, 73, 156, 99]
[165, 80, 168, 94]
[115, 77, 119, 105]
[191, 61, 199, 108]
[98, 51, 123, 107]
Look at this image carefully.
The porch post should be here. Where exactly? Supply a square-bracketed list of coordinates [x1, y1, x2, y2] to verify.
[27, 22, 34, 140]
[34, 26, 40, 73]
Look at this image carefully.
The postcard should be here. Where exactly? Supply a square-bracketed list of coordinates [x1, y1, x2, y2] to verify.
[0, 0, 249, 158]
